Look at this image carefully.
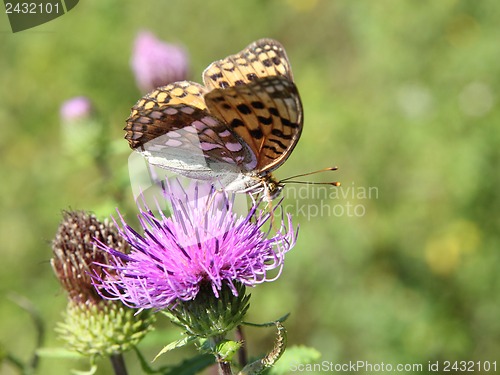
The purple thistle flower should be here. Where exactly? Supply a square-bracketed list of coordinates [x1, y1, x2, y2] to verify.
[60, 96, 93, 122]
[131, 31, 189, 93]
[94, 182, 297, 311]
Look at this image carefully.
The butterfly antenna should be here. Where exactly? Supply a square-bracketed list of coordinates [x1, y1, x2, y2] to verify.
[281, 180, 341, 186]
[280, 167, 338, 182]
[280, 166, 340, 186]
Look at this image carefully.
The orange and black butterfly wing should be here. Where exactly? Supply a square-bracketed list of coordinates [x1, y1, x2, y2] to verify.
[203, 38, 293, 90]
[204, 75, 302, 173]
[125, 81, 256, 179]
[202, 38, 303, 173]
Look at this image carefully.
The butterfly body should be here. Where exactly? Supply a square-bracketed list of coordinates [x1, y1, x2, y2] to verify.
[125, 39, 302, 200]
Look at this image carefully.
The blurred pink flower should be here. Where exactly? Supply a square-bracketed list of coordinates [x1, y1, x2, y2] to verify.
[60, 96, 93, 122]
[131, 31, 189, 93]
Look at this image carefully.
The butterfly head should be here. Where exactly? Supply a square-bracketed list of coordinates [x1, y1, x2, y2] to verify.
[262, 174, 285, 201]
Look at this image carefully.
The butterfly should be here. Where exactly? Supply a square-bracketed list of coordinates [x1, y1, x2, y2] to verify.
[125, 38, 303, 201]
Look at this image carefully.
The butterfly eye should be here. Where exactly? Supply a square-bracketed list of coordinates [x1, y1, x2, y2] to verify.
[267, 182, 284, 201]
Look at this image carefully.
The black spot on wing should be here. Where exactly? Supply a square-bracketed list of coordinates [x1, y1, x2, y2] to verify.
[210, 96, 226, 103]
[280, 117, 300, 128]
[257, 116, 273, 125]
[268, 137, 287, 150]
[263, 145, 283, 155]
[269, 107, 279, 116]
[236, 103, 252, 115]
[210, 72, 224, 80]
[249, 128, 264, 139]
[251, 101, 265, 109]
[271, 128, 293, 140]
[231, 118, 245, 128]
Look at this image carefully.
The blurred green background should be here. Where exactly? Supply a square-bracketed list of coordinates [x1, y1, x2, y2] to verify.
[1, 0, 499, 374]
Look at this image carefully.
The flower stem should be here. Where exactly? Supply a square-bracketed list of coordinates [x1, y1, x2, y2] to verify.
[235, 325, 247, 367]
[110, 353, 128, 375]
[217, 361, 233, 375]
[209, 336, 233, 375]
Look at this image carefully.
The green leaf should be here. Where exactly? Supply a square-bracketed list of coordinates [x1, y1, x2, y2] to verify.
[157, 354, 215, 375]
[267, 346, 321, 375]
[153, 336, 198, 362]
[133, 347, 214, 375]
[36, 347, 84, 359]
